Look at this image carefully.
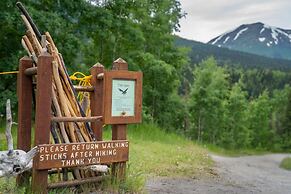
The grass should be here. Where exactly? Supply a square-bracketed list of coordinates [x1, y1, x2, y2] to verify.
[0, 123, 212, 193]
[280, 157, 291, 171]
[126, 124, 212, 177]
[0, 123, 18, 151]
[206, 144, 270, 157]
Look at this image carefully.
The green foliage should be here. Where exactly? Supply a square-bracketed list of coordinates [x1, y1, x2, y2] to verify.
[280, 157, 291, 171]
[0, 178, 26, 194]
[188, 57, 291, 151]
[280, 89, 291, 150]
[136, 52, 185, 130]
[248, 91, 274, 149]
[189, 57, 229, 143]
[223, 83, 250, 149]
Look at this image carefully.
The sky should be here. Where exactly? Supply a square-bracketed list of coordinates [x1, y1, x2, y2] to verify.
[176, 0, 291, 43]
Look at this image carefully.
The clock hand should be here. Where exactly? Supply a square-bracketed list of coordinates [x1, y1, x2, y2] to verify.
[118, 88, 124, 93]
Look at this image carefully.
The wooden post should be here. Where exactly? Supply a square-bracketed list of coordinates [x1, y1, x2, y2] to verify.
[16, 56, 33, 186]
[90, 63, 104, 141]
[111, 58, 128, 180]
[32, 52, 53, 193]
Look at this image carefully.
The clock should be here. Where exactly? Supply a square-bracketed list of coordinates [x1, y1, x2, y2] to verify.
[103, 71, 142, 124]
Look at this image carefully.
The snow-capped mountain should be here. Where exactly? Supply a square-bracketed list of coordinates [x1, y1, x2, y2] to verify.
[208, 22, 291, 60]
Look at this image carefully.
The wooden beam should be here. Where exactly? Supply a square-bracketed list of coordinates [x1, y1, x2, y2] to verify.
[111, 58, 128, 181]
[90, 63, 104, 141]
[48, 176, 108, 189]
[73, 85, 94, 92]
[32, 52, 53, 194]
[24, 66, 37, 76]
[97, 73, 104, 80]
[16, 56, 33, 186]
[51, 116, 102, 123]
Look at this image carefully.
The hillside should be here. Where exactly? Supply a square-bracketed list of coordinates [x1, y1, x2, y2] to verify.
[175, 36, 291, 70]
[208, 22, 291, 60]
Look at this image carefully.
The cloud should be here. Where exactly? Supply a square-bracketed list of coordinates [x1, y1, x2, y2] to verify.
[176, 0, 291, 42]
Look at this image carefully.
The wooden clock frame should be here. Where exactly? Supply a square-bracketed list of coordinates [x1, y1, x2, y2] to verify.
[103, 70, 142, 124]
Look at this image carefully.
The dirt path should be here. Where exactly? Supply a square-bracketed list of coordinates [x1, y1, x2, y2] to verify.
[146, 154, 291, 194]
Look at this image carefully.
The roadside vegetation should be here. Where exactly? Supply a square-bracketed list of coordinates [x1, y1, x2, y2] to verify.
[206, 144, 270, 157]
[280, 157, 291, 171]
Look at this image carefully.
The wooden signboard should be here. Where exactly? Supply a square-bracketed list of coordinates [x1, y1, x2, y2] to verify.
[34, 140, 129, 170]
[103, 71, 142, 124]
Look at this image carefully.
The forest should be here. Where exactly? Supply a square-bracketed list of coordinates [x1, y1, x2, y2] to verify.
[0, 0, 291, 151]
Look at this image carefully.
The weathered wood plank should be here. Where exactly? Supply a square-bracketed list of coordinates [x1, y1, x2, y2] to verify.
[48, 176, 108, 189]
[51, 116, 102, 123]
[34, 140, 129, 169]
[31, 52, 53, 193]
[90, 63, 105, 141]
[111, 58, 128, 180]
[16, 56, 33, 186]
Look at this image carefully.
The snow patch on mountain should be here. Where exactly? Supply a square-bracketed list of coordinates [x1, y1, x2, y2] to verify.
[234, 27, 248, 40]
[259, 37, 266, 42]
[211, 35, 223, 45]
[223, 36, 230, 44]
[263, 24, 291, 44]
[264, 25, 279, 45]
[210, 26, 240, 45]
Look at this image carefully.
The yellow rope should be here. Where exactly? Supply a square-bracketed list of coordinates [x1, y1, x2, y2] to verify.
[69, 72, 92, 117]
[69, 72, 92, 87]
[70, 72, 107, 128]
[0, 71, 19, 75]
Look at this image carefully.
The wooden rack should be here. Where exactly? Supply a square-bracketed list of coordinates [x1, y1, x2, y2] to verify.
[16, 54, 132, 193]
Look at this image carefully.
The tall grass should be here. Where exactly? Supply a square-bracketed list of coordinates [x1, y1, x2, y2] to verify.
[126, 124, 212, 177]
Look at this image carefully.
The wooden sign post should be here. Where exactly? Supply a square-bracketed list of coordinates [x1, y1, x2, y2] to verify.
[32, 52, 53, 193]
[103, 58, 143, 180]
[16, 56, 33, 186]
[90, 63, 104, 141]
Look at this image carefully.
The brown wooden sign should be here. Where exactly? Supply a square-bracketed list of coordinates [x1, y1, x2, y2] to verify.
[103, 71, 142, 124]
[34, 140, 129, 170]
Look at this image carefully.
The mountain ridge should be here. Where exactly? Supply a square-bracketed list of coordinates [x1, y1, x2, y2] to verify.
[208, 22, 291, 60]
[175, 36, 291, 70]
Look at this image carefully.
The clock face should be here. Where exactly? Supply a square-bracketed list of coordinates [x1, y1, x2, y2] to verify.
[111, 79, 135, 117]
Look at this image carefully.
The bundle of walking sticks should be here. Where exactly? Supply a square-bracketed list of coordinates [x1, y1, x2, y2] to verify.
[17, 2, 99, 180]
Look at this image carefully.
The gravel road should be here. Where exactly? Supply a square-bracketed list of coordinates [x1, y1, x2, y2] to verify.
[146, 154, 291, 194]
